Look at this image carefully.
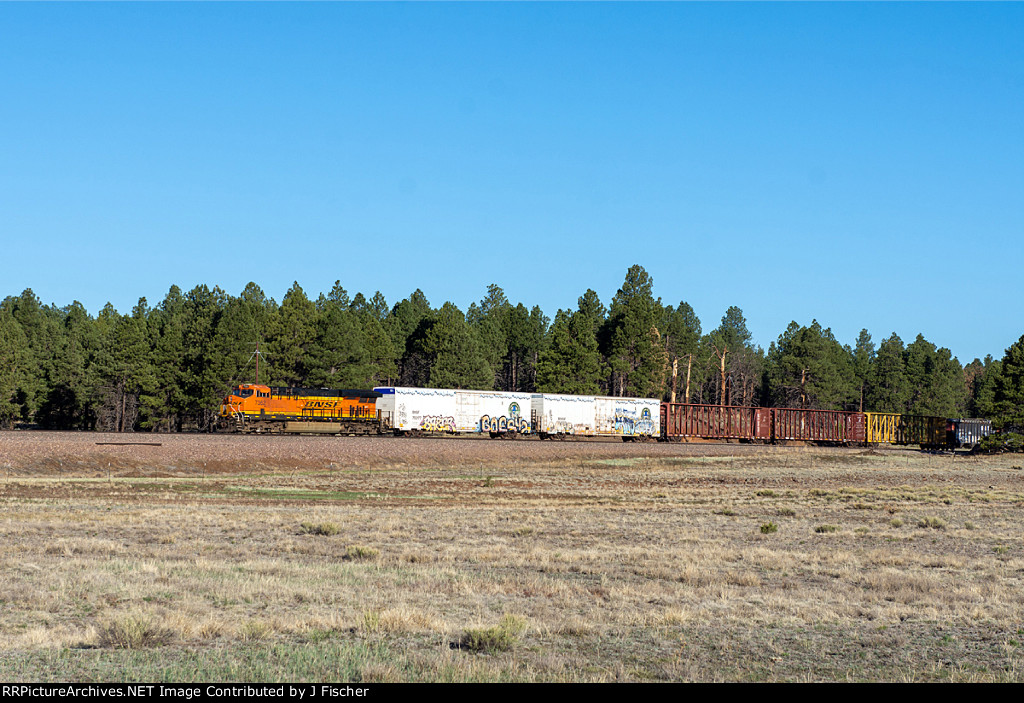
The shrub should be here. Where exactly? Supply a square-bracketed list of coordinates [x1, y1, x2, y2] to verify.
[97, 614, 174, 649]
[239, 620, 271, 642]
[977, 432, 1024, 454]
[344, 545, 379, 561]
[917, 517, 947, 530]
[760, 522, 778, 534]
[458, 614, 527, 653]
[299, 522, 340, 536]
[815, 524, 839, 534]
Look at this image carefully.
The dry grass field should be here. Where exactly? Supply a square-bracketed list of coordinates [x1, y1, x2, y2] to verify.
[1, 431, 1023, 682]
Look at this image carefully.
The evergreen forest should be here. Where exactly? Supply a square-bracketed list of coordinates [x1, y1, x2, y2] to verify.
[1, 265, 1021, 432]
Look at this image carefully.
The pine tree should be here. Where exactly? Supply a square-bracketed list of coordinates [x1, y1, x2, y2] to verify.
[0, 305, 30, 427]
[368, 291, 389, 322]
[180, 285, 227, 430]
[385, 289, 433, 386]
[968, 356, 1002, 419]
[141, 287, 189, 431]
[852, 329, 875, 412]
[536, 309, 604, 395]
[660, 302, 701, 402]
[867, 333, 908, 413]
[307, 292, 371, 389]
[357, 309, 397, 386]
[468, 284, 511, 389]
[209, 282, 275, 391]
[93, 303, 155, 432]
[698, 307, 760, 406]
[904, 334, 964, 416]
[605, 265, 666, 398]
[5, 290, 58, 421]
[36, 301, 100, 429]
[502, 303, 546, 392]
[424, 303, 492, 389]
[994, 334, 1024, 425]
[766, 321, 856, 410]
[265, 283, 316, 387]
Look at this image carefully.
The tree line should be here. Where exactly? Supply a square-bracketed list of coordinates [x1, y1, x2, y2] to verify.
[1, 265, 1022, 432]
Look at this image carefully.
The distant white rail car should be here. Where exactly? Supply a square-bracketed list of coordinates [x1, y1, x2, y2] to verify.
[374, 387, 533, 436]
[374, 387, 660, 440]
[531, 393, 660, 440]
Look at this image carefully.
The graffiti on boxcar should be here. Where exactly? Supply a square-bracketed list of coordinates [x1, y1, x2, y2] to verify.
[615, 406, 654, 435]
[481, 401, 530, 433]
[420, 415, 456, 432]
[480, 414, 530, 433]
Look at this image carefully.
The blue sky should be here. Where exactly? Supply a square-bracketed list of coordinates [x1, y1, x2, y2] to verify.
[1, 3, 1021, 363]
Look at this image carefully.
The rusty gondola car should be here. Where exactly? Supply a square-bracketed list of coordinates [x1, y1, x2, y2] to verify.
[661, 404, 867, 444]
[659, 403, 771, 442]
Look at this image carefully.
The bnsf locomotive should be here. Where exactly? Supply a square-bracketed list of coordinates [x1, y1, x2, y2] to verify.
[218, 384, 383, 434]
[217, 383, 989, 449]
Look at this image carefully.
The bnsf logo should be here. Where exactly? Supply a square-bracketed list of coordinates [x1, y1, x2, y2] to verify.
[304, 401, 341, 409]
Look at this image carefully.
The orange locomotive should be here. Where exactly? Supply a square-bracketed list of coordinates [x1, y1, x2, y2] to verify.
[218, 384, 383, 434]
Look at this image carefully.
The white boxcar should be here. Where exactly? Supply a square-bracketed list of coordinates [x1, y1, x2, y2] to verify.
[531, 393, 597, 436]
[531, 394, 660, 438]
[375, 387, 532, 434]
[595, 396, 660, 437]
[375, 387, 457, 432]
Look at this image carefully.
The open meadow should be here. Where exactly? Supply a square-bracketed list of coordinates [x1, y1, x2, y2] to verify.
[1, 431, 1023, 682]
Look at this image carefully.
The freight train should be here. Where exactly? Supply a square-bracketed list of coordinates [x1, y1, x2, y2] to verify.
[217, 384, 989, 449]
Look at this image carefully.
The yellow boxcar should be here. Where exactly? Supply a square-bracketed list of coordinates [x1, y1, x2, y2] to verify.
[865, 412, 901, 444]
[865, 412, 947, 448]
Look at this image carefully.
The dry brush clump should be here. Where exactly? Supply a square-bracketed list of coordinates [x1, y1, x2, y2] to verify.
[457, 614, 528, 653]
[96, 612, 178, 649]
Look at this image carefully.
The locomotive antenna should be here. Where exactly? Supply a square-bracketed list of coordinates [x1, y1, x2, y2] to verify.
[225, 341, 268, 394]
[245, 341, 268, 385]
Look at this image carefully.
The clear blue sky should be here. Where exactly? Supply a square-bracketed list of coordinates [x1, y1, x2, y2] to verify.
[1, 3, 1021, 363]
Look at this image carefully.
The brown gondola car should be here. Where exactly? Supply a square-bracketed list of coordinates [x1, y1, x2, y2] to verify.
[661, 404, 868, 444]
[770, 407, 867, 444]
[218, 384, 383, 434]
[660, 403, 771, 442]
